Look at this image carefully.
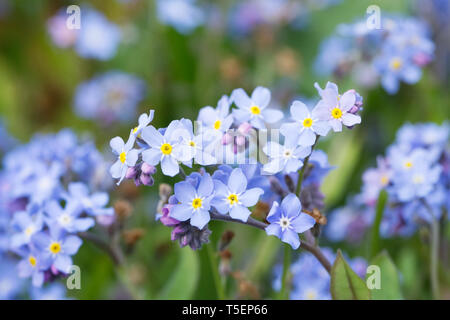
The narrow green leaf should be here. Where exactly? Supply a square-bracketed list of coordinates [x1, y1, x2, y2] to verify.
[157, 248, 199, 299]
[370, 189, 388, 259]
[330, 250, 371, 300]
[368, 251, 403, 300]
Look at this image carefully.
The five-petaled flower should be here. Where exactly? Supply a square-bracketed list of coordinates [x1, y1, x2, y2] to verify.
[211, 168, 264, 222]
[231, 86, 283, 129]
[169, 173, 215, 229]
[265, 193, 316, 249]
[110, 135, 139, 184]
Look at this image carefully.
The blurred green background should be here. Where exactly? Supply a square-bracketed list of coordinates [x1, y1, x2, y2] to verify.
[0, 0, 448, 299]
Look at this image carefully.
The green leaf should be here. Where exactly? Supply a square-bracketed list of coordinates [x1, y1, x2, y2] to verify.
[370, 189, 388, 259]
[330, 250, 371, 300]
[157, 248, 199, 299]
[368, 251, 403, 300]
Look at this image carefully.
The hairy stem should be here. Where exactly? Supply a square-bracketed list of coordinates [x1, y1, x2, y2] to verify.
[206, 243, 226, 300]
[210, 211, 332, 274]
[295, 136, 320, 197]
[279, 244, 292, 299]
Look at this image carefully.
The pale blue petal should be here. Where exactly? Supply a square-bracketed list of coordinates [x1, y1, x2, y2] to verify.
[251, 86, 271, 108]
[161, 156, 179, 177]
[141, 125, 164, 148]
[281, 193, 301, 218]
[142, 148, 162, 166]
[240, 188, 264, 207]
[174, 181, 196, 203]
[110, 137, 124, 154]
[228, 168, 247, 194]
[170, 204, 193, 221]
[230, 205, 251, 222]
[190, 209, 210, 229]
[281, 229, 300, 249]
[291, 213, 316, 233]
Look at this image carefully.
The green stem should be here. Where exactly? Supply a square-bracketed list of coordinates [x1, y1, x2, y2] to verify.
[430, 215, 440, 300]
[206, 243, 226, 300]
[279, 244, 292, 300]
[295, 136, 320, 197]
[422, 199, 440, 299]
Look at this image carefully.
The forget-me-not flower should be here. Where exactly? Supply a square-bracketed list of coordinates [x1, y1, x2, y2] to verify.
[265, 193, 316, 249]
[211, 168, 264, 222]
[110, 135, 139, 185]
[231, 86, 283, 129]
[65, 182, 114, 216]
[44, 200, 95, 233]
[169, 173, 215, 229]
[141, 121, 192, 177]
[263, 132, 311, 175]
[280, 100, 331, 146]
[314, 82, 361, 132]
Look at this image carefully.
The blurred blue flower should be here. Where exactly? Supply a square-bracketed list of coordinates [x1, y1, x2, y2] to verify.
[75, 9, 121, 60]
[156, 0, 205, 34]
[74, 71, 146, 125]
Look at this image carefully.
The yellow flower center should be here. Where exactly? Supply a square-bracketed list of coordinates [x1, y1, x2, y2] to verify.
[25, 227, 34, 236]
[331, 107, 342, 119]
[119, 152, 126, 164]
[161, 143, 173, 155]
[192, 198, 203, 209]
[49, 242, 61, 254]
[390, 57, 403, 70]
[189, 141, 196, 147]
[132, 126, 139, 134]
[404, 161, 413, 169]
[302, 118, 313, 128]
[227, 194, 239, 205]
[380, 175, 389, 186]
[213, 120, 221, 130]
[29, 256, 37, 267]
[305, 289, 317, 300]
[250, 105, 261, 115]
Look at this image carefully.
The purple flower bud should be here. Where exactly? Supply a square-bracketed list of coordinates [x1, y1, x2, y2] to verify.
[222, 133, 233, 145]
[140, 173, 154, 186]
[125, 166, 138, 179]
[141, 162, 156, 175]
[238, 122, 252, 135]
[235, 135, 246, 147]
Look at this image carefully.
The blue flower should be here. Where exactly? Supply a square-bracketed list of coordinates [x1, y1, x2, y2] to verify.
[197, 95, 234, 135]
[374, 47, 422, 94]
[141, 121, 192, 177]
[74, 9, 121, 60]
[178, 118, 217, 166]
[231, 86, 283, 129]
[110, 135, 139, 184]
[66, 182, 114, 216]
[74, 72, 145, 125]
[211, 168, 264, 222]
[30, 283, 67, 300]
[131, 110, 155, 138]
[32, 225, 82, 274]
[280, 100, 331, 146]
[10, 209, 44, 249]
[44, 200, 95, 233]
[17, 246, 49, 287]
[169, 173, 215, 228]
[265, 193, 316, 249]
[263, 131, 311, 174]
[0, 258, 23, 299]
[313, 82, 361, 132]
[156, 0, 205, 34]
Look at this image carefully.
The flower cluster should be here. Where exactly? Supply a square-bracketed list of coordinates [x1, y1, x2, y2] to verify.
[110, 82, 363, 249]
[315, 15, 435, 94]
[0, 129, 114, 298]
[273, 248, 367, 300]
[47, 8, 121, 60]
[74, 71, 146, 125]
[326, 122, 449, 242]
